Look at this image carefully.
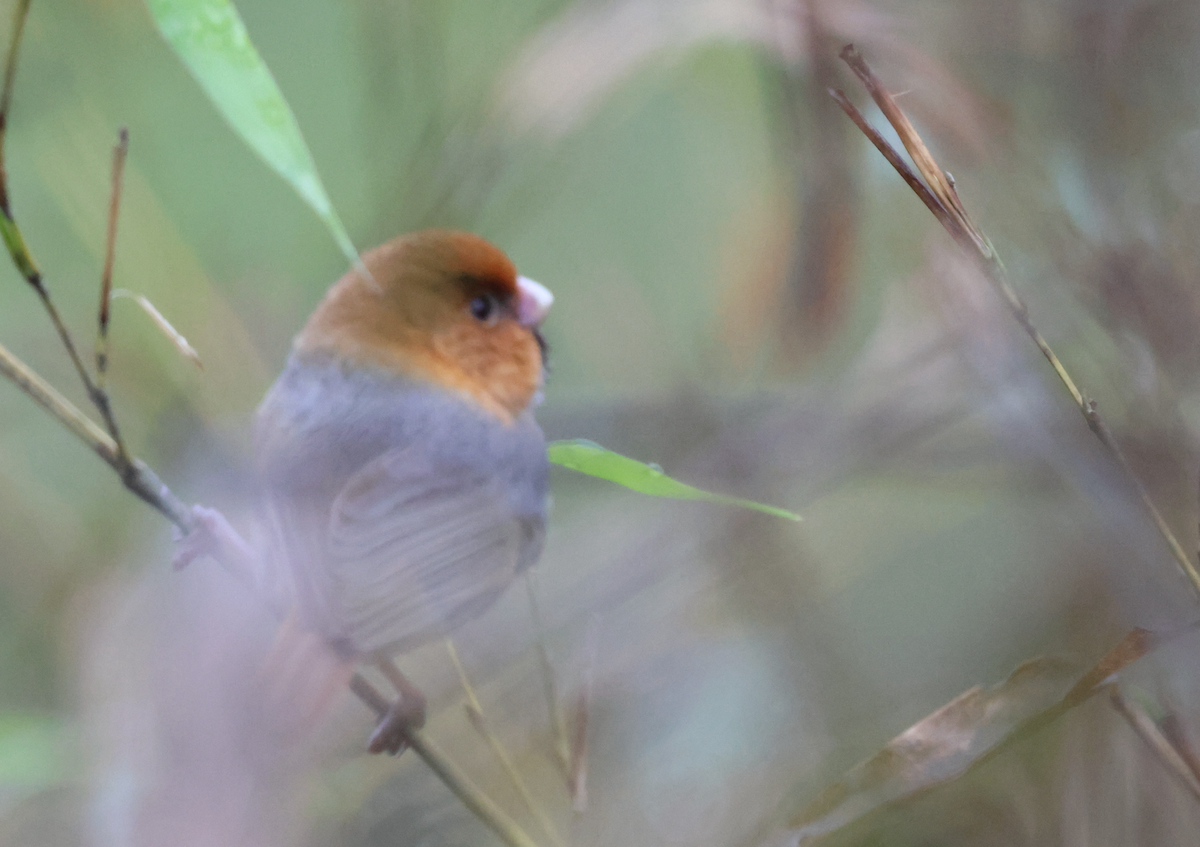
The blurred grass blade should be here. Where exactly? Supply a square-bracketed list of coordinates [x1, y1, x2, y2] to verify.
[0, 713, 65, 790]
[547, 439, 800, 521]
[144, 0, 358, 265]
[112, 289, 203, 369]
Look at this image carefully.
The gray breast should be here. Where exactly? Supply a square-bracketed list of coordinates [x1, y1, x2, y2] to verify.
[255, 355, 548, 518]
[253, 354, 549, 653]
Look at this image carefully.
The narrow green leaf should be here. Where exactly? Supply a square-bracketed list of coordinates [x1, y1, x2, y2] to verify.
[145, 0, 358, 266]
[0, 212, 38, 280]
[547, 439, 800, 521]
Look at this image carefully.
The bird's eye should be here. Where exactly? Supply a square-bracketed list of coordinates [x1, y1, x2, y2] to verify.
[468, 294, 498, 324]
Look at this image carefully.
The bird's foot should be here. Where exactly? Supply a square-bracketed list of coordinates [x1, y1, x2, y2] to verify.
[367, 695, 426, 756]
[367, 659, 427, 755]
[172, 504, 255, 572]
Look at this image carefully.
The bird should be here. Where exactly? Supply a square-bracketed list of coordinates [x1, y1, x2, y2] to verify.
[250, 229, 553, 753]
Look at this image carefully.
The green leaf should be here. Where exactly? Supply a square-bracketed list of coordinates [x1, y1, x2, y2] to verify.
[0, 212, 38, 280]
[547, 439, 800, 521]
[145, 0, 358, 266]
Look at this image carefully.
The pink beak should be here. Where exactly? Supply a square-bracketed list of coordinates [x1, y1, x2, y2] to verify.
[516, 275, 554, 327]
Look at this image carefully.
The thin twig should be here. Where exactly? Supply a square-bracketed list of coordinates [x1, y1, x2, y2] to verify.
[1160, 709, 1200, 787]
[0, 0, 29, 205]
[447, 640, 566, 847]
[32, 269, 132, 461]
[0, 339, 191, 529]
[97, 127, 129, 384]
[1110, 686, 1200, 804]
[833, 45, 1200, 600]
[349, 673, 544, 847]
[0, 0, 130, 463]
[525, 571, 571, 780]
[0, 8, 540, 842]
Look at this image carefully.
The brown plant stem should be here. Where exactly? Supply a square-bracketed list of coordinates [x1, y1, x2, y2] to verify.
[1110, 686, 1200, 804]
[0, 339, 191, 529]
[97, 127, 129, 384]
[0, 0, 29, 167]
[0, 0, 130, 464]
[1160, 710, 1200, 787]
[832, 45, 1200, 601]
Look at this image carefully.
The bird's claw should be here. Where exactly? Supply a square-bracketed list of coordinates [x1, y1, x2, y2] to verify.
[173, 505, 225, 570]
[172, 504, 255, 573]
[367, 697, 426, 756]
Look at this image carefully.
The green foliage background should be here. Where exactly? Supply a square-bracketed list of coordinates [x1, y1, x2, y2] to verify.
[3, 0, 1200, 844]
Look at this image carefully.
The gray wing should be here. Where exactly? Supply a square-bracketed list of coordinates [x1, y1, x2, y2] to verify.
[323, 447, 529, 656]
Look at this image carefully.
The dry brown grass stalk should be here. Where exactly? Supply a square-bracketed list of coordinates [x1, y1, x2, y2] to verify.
[831, 43, 1200, 602]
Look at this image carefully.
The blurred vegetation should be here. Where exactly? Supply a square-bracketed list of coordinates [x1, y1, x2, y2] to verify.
[4, 0, 1200, 845]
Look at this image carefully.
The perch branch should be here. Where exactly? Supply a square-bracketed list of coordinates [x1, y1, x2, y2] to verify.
[350, 673, 544, 847]
[0, 338, 191, 529]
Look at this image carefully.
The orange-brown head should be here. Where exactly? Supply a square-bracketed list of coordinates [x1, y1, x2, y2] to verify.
[294, 230, 552, 422]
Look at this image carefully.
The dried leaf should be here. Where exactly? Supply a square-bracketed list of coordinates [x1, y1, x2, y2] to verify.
[1062, 628, 1155, 707]
[788, 657, 1077, 843]
[787, 629, 1157, 844]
